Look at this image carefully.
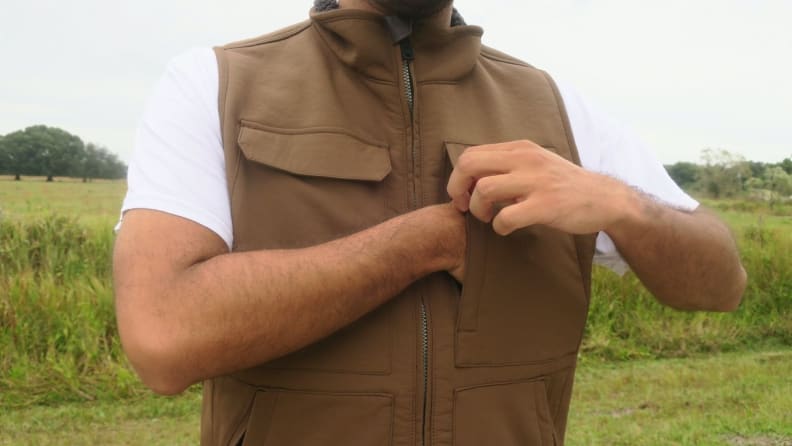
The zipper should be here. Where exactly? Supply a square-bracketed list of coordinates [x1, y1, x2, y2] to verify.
[419, 298, 429, 446]
[400, 38, 430, 446]
[400, 39, 418, 209]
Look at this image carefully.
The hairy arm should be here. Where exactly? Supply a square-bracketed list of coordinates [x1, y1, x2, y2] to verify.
[446, 140, 746, 312]
[603, 190, 746, 311]
[113, 205, 464, 395]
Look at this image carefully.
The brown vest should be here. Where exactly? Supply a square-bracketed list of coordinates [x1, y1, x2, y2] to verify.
[205, 7, 596, 446]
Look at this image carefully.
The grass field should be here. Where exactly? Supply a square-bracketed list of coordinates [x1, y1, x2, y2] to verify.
[1, 178, 790, 445]
[0, 176, 126, 227]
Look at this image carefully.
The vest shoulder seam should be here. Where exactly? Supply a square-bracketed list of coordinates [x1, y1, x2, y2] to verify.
[480, 46, 537, 70]
[220, 21, 312, 50]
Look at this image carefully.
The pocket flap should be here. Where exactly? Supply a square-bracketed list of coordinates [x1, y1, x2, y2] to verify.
[444, 141, 474, 167]
[238, 123, 392, 181]
[454, 379, 556, 446]
[446, 141, 558, 168]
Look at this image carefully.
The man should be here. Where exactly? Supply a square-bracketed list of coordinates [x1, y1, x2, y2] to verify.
[113, 0, 746, 444]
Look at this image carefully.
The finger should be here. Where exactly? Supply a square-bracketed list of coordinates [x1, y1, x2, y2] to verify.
[492, 200, 542, 236]
[463, 141, 519, 153]
[468, 174, 530, 223]
[447, 151, 514, 211]
[465, 140, 540, 154]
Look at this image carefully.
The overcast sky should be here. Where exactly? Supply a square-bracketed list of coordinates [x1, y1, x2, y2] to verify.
[1, 0, 790, 164]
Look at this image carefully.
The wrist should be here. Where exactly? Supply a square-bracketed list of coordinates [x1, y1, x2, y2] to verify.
[407, 204, 465, 275]
[602, 177, 648, 238]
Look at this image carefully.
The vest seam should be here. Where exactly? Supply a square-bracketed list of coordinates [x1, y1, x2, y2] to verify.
[552, 367, 573, 431]
[309, 20, 398, 85]
[419, 80, 461, 86]
[542, 71, 583, 166]
[222, 22, 312, 50]
[253, 392, 278, 445]
[366, 76, 398, 86]
[451, 376, 549, 445]
[480, 51, 534, 69]
[227, 375, 398, 398]
[226, 390, 258, 446]
[229, 123, 242, 252]
[238, 120, 389, 149]
[214, 46, 242, 253]
[455, 351, 578, 368]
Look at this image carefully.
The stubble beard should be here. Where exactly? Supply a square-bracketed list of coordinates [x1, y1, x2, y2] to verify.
[365, 0, 452, 18]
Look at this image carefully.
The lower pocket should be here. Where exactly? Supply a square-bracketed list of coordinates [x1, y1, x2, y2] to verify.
[241, 389, 394, 446]
[453, 379, 556, 446]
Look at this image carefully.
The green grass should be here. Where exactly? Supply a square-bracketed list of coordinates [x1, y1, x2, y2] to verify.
[1, 179, 790, 445]
[568, 349, 792, 445]
[0, 176, 125, 227]
[0, 390, 202, 446]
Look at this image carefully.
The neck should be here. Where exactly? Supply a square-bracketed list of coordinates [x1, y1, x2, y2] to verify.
[337, 0, 455, 27]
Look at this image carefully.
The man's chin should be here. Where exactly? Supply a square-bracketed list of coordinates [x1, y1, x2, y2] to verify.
[365, 0, 452, 19]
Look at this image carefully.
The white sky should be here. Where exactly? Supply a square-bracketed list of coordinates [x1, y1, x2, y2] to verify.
[1, 0, 790, 164]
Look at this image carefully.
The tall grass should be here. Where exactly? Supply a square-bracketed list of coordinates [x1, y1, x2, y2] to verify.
[1, 214, 790, 409]
[0, 216, 140, 408]
[584, 223, 792, 361]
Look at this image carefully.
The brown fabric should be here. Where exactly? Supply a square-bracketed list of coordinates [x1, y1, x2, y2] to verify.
[204, 7, 596, 446]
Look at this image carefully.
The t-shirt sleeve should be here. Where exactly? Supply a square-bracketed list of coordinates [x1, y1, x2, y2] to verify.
[118, 47, 233, 251]
[555, 79, 699, 274]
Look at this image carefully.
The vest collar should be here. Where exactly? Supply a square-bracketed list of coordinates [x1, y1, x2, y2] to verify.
[310, 7, 484, 83]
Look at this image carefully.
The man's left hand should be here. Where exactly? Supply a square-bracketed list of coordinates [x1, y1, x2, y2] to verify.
[446, 140, 635, 236]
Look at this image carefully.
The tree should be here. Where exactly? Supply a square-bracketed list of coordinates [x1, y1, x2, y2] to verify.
[698, 148, 751, 198]
[0, 128, 42, 180]
[745, 161, 768, 180]
[24, 126, 85, 181]
[763, 166, 792, 198]
[0, 125, 126, 181]
[781, 157, 792, 175]
[665, 162, 699, 189]
[80, 143, 127, 181]
[0, 135, 6, 176]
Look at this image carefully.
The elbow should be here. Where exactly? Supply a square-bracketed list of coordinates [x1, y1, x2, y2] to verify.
[117, 303, 192, 396]
[713, 265, 747, 313]
[662, 265, 747, 313]
[689, 265, 747, 313]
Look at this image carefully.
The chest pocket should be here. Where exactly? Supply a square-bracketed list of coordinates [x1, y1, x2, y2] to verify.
[233, 121, 395, 250]
[230, 122, 395, 375]
[445, 142, 594, 367]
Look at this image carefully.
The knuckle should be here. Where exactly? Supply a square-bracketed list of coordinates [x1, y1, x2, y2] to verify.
[495, 208, 515, 232]
[455, 153, 475, 173]
[513, 151, 531, 165]
[475, 177, 496, 200]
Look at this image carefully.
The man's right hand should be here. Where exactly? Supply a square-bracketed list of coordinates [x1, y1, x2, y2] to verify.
[113, 203, 466, 395]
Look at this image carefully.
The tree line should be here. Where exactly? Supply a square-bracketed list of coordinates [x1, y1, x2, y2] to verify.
[666, 148, 792, 200]
[0, 125, 127, 181]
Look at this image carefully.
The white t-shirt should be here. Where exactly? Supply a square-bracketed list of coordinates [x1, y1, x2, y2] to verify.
[119, 47, 699, 274]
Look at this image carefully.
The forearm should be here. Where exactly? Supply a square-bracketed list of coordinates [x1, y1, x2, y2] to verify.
[605, 185, 746, 311]
[114, 205, 460, 394]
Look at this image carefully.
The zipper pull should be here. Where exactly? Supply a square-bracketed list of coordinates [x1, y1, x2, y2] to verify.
[400, 39, 414, 62]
